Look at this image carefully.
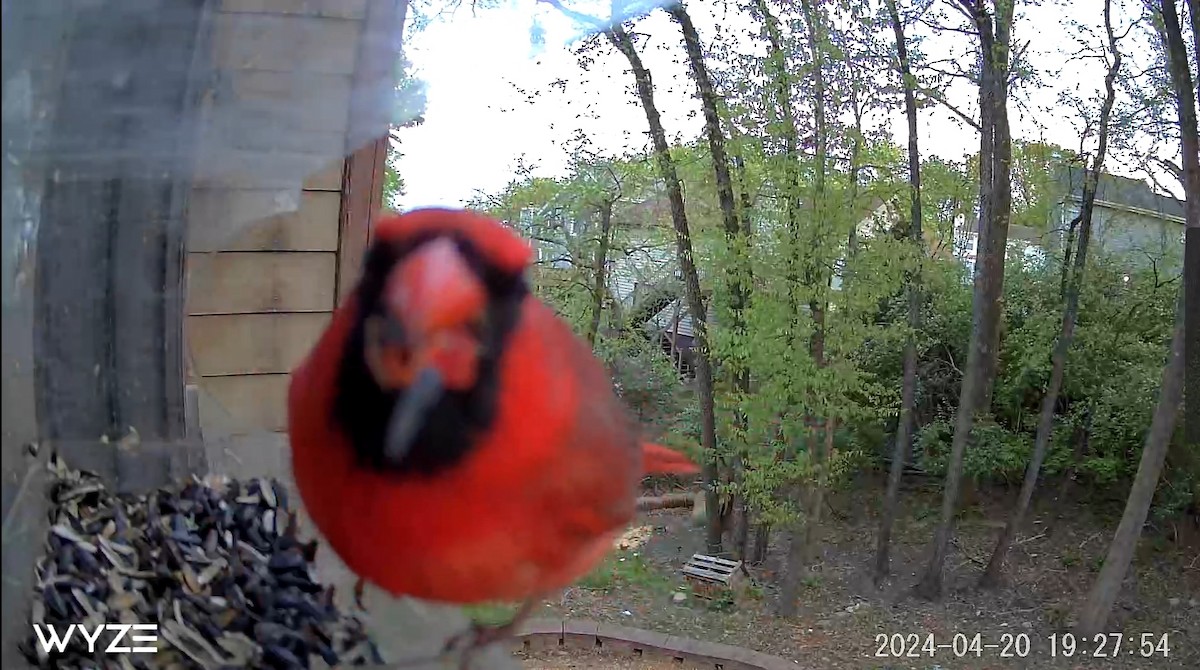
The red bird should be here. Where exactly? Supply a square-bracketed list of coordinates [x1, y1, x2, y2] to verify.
[287, 208, 698, 659]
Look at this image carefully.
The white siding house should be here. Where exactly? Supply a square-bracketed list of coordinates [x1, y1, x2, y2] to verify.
[951, 168, 1185, 278]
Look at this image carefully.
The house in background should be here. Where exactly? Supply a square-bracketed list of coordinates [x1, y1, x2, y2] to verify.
[1051, 165, 1186, 268]
[518, 160, 1184, 382]
[643, 297, 716, 377]
[519, 206, 578, 270]
[953, 167, 1186, 277]
[523, 195, 898, 377]
[511, 196, 681, 317]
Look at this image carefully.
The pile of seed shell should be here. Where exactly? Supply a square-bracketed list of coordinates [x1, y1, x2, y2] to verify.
[24, 455, 384, 670]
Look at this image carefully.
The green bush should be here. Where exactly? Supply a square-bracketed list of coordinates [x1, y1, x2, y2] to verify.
[861, 251, 1183, 518]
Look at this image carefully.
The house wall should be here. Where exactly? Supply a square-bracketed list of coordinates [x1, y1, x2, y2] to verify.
[1054, 190, 1185, 268]
[186, 160, 347, 435]
[185, 0, 390, 438]
[1088, 205, 1184, 264]
[516, 204, 677, 308]
[950, 192, 1184, 278]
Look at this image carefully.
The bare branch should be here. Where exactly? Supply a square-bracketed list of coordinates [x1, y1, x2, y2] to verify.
[917, 87, 983, 131]
[917, 14, 979, 36]
[1010, 39, 1033, 73]
[1115, 14, 1143, 41]
[1153, 157, 1184, 182]
[948, 0, 977, 24]
[924, 64, 979, 82]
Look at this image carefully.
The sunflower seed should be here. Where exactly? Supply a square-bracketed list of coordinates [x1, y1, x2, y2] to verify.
[29, 458, 382, 669]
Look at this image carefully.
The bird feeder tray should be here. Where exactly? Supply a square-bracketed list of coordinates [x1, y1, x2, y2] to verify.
[681, 554, 742, 599]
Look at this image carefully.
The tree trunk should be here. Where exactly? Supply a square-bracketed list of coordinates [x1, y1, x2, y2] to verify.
[731, 461, 751, 560]
[1077, 0, 1196, 632]
[1167, 0, 1200, 450]
[780, 421, 834, 612]
[734, 152, 753, 229]
[752, 522, 770, 564]
[779, 486, 807, 612]
[1187, 0, 1200, 85]
[875, 0, 923, 585]
[1050, 403, 1093, 529]
[753, 2, 810, 590]
[1076, 293, 1185, 635]
[669, 1, 752, 556]
[753, 0, 803, 297]
[731, 146, 756, 560]
[780, 0, 831, 618]
[802, 420, 835, 561]
[606, 24, 723, 555]
[1060, 213, 1079, 298]
[586, 201, 614, 347]
[845, 82, 866, 261]
[980, 0, 1122, 588]
[914, 0, 1015, 601]
[669, 299, 682, 373]
[976, 7, 1014, 412]
[667, 4, 742, 307]
[749, 0, 808, 602]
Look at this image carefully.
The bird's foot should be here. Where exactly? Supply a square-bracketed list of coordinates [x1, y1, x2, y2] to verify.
[442, 621, 512, 652]
[353, 577, 369, 612]
[441, 621, 515, 670]
[442, 599, 537, 669]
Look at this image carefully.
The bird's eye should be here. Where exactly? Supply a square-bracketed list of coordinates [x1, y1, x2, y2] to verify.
[372, 313, 408, 346]
[468, 313, 489, 338]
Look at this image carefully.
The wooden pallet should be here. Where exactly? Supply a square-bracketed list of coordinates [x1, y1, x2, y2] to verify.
[681, 554, 743, 599]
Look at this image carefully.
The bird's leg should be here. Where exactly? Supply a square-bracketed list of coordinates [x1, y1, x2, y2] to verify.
[442, 597, 539, 668]
[353, 577, 368, 612]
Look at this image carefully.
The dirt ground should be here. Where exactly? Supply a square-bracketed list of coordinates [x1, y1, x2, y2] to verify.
[208, 434, 1196, 670]
[510, 475, 1198, 670]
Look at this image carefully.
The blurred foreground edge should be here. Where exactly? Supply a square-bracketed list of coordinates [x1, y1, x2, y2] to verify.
[1, 0, 516, 667]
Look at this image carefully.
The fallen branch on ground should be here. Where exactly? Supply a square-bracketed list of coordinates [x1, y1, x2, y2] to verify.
[636, 492, 696, 511]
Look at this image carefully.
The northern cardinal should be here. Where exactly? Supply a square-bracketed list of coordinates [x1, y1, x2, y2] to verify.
[287, 208, 699, 663]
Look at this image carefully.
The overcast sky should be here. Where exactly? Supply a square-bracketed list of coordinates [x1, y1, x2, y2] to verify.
[393, 0, 1165, 209]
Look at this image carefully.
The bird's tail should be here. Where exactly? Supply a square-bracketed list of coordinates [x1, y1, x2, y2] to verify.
[641, 442, 701, 475]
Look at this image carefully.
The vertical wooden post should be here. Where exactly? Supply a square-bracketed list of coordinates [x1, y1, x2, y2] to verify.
[669, 299, 683, 375]
[337, 139, 389, 305]
[34, 0, 212, 491]
[336, 0, 407, 303]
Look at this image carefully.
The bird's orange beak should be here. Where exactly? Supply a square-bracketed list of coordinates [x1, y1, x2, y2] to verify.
[387, 238, 487, 340]
[369, 237, 489, 465]
[374, 237, 487, 392]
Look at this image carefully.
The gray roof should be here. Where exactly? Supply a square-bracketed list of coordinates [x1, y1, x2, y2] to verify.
[644, 299, 718, 339]
[1056, 165, 1185, 221]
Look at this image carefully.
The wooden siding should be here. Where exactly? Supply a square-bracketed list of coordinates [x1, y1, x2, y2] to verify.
[186, 0, 396, 436]
[188, 190, 343, 252]
[186, 162, 346, 433]
[187, 313, 332, 376]
[197, 374, 292, 435]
